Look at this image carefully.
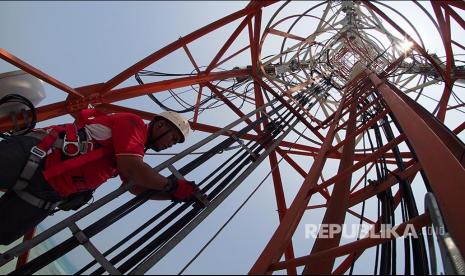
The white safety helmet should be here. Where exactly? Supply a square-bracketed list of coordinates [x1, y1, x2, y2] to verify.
[155, 111, 191, 143]
[0, 70, 46, 117]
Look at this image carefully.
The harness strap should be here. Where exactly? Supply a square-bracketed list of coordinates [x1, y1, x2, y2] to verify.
[37, 128, 62, 153]
[12, 110, 109, 211]
[27, 131, 62, 149]
[14, 189, 62, 211]
[12, 129, 62, 191]
[12, 135, 65, 211]
[63, 124, 80, 156]
[13, 151, 42, 191]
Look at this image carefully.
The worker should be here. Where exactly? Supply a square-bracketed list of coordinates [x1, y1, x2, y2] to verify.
[0, 110, 197, 245]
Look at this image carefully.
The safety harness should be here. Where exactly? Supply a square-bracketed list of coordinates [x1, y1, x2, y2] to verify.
[12, 110, 111, 211]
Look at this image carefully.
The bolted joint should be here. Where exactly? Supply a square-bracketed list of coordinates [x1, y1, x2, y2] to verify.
[67, 93, 104, 113]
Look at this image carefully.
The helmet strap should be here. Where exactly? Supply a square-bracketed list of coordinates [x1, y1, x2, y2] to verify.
[145, 119, 172, 152]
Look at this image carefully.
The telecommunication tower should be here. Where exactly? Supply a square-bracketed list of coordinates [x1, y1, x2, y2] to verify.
[1, 1, 465, 274]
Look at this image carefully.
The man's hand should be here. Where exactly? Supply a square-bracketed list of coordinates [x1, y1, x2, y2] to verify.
[165, 178, 198, 202]
[117, 156, 202, 203]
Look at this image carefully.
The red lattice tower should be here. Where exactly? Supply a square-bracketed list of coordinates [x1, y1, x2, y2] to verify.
[1, 1, 465, 274]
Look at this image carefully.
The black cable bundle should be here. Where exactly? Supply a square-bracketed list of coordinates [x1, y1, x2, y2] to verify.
[135, 69, 253, 114]
[360, 91, 430, 275]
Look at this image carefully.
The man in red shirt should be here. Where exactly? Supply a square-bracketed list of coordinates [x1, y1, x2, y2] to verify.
[0, 110, 196, 245]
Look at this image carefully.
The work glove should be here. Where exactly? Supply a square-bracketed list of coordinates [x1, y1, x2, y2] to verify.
[164, 177, 198, 202]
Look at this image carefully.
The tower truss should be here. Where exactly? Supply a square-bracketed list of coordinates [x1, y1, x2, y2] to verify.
[1, 1, 465, 274]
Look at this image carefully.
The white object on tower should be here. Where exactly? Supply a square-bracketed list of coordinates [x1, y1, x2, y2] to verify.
[0, 70, 46, 117]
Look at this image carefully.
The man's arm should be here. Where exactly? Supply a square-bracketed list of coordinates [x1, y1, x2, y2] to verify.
[117, 155, 171, 200]
[127, 184, 172, 200]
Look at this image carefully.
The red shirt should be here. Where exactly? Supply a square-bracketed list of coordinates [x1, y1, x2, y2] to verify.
[44, 113, 147, 197]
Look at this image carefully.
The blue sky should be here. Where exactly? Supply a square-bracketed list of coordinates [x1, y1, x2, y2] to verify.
[1, 1, 463, 275]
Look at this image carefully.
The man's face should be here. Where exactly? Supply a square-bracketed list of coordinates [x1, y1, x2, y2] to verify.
[149, 120, 183, 152]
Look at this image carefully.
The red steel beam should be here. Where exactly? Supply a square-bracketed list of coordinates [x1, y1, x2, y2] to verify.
[276, 148, 310, 178]
[347, 209, 375, 225]
[205, 14, 254, 74]
[16, 228, 36, 269]
[432, 2, 455, 122]
[249, 90, 349, 275]
[214, 45, 251, 70]
[1, 69, 251, 133]
[268, 28, 306, 42]
[444, 1, 465, 10]
[349, 162, 376, 194]
[248, 15, 297, 271]
[310, 134, 406, 198]
[306, 204, 327, 210]
[252, 9, 262, 76]
[454, 121, 465, 135]
[333, 172, 420, 275]
[281, 149, 406, 165]
[254, 76, 325, 141]
[0, 49, 84, 98]
[271, 141, 318, 155]
[386, 82, 465, 167]
[260, 74, 324, 128]
[452, 40, 465, 53]
[447, 102, 465, 110]
[275, 147, 331, 201]
[317, 81, 373, 130]
[329, 109, 390, 154]
[104, 68, 250, 103]
[303, 99, 359, 274]
[334, 94, 382, 132]
[348, 161, 420, 209]
[181, 42, 204, 124]
[444, 4, 465, 30]
[0, 82, 107, 132]
[182, 43, 201, 73]
[99, 1, 276, 94]
[249, 12, 265, 127]
[206, 82, 259, 133]
[269, 151, 298, 276]
[192, 85, 204, 125]
[368, 69, 465, 256]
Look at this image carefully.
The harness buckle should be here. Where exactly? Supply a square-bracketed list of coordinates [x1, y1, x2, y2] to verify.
[63, 135, 81, 157]
[30, 146, 47, 159]
[80, 141, 94, 154]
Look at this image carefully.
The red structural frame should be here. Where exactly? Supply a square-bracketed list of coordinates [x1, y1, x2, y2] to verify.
[1, 0, 465, 274]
